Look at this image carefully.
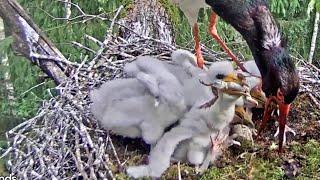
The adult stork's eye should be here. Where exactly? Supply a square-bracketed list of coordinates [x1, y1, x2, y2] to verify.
[216, 74, 225, 79]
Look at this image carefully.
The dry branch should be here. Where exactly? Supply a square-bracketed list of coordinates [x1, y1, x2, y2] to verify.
[0, 0, 69, 84]
[298, 60, 320, 109]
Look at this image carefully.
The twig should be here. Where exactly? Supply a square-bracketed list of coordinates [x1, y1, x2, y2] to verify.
[92, 5, 123, 62]
[71, 41, 95, 53]
[178, 161, 182, 180]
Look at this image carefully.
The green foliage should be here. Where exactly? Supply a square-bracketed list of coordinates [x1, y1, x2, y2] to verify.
[269, 0, 313, 58]
[270, 0, 302, 17]
[308, 0, 320, 14]
[200, 156, 284, 179]
[0, 158, 9, 176]
[201, 140, 320, 179]
[0, 37, 13, 54]
[293, 140, 320, 178]
[17, 0, 133, 61]
[249, 159, 284, 179]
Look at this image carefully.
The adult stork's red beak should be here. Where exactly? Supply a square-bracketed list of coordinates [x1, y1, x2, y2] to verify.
[277, 101, 290, 152]
[257, 89, 290, 153]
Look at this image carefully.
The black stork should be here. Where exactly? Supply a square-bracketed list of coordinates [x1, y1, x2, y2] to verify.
[204, 0, 300, 152]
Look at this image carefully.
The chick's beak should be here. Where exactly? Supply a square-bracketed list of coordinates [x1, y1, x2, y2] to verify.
[222, 73, 249, 96]
[223, 73, 247, 86]
[250, 87, 267, 107]
[235, 106, 254, 128]
[245, 96, 259, 107]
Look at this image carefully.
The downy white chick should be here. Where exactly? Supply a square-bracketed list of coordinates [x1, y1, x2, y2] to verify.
[171, 60, 256, 170]
[124, 55, 185, 109]
[182, 83, 259, 172]
[126, 73, 258, 178]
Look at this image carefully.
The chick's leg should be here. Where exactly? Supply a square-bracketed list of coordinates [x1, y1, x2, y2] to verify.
[193, 23, 205, 69]
[209, 12, 247, 72]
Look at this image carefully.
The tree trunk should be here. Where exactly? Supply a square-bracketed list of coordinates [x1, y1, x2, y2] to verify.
[0, 0, 67, 85]
[0, 18, 15, 110]
[119, 0, 175, 46]
[308, 12, 319, 64]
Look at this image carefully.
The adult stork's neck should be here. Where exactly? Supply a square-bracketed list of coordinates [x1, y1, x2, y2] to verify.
[245, 5, 283, 76]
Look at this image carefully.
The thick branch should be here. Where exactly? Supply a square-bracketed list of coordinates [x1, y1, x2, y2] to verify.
[0, 0, 67, 84]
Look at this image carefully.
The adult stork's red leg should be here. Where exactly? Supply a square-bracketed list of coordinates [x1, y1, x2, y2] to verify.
[257, 93, 291, 153]
[209, 12, 248, 73]
[192, 23, 204, 69]
[257, 97, 274, 137]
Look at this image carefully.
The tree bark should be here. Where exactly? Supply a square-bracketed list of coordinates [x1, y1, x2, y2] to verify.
[0, 0, 67, 85]
[308, 12, 319, 64]
[119, 0, 175, 45]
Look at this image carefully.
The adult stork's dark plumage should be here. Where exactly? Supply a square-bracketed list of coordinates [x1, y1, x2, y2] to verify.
[205, 0, 300, 152]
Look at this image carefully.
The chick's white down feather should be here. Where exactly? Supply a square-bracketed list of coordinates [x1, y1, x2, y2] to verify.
[165, 50, 216, 107]
[127, 81, 258, 178]
[91, 78, 186, 144]
[237, 60, 262, 89]
[90, 78, 147, 121]
[243, 60, 261, 78]
[124, 56, 186, 110]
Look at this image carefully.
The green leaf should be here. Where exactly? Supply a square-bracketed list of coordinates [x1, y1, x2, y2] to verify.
[0, 36, 13, 54]
[316, 0, 320, 12]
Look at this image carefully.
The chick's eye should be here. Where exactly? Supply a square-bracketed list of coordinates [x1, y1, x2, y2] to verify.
[216, 74, 225, 79]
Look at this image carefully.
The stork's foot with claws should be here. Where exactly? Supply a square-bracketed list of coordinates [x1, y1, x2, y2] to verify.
[274, 125, 296, 147]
